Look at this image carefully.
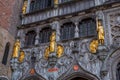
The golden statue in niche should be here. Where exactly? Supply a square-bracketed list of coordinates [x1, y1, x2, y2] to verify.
[89, 40, 98, 53]
[44, 31, 64, 59]
[89, 18, 105, 54]
[57, 45, 64, 58]
[44, 47, 50, 59]
[18, 51, 25, 63]
[97, 19, 105, 45]
[50, 32, 56, 52]
[54, 0, 58, 5]
[12, 39, 20, 58]
[22, 0, 28, 14]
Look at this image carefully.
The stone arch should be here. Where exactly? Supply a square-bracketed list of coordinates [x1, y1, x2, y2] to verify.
[60, 19, 73, 26]
[58, 72, 99, 80]
[79, 15, 96, 22]
[106, 48, 120, 80]
[21, 75, 46, 80]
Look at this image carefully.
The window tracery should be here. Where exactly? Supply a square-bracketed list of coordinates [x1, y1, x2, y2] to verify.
[25, 30, 36, 46]
[60, 22, 75, 40]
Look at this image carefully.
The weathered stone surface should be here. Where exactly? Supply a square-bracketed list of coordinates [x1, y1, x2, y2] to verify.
[0, 0, 22, 79]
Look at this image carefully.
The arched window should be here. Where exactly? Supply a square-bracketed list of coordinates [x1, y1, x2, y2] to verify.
[2, 42, 10, 65]
[78, 18, 96, 37]
[39, 27, 52, 43]
[60, 22, 75, 40]
[117, 62, 120, 80]
[30, 0, 54, 12]
[30, 0, 35, 12]
[25, 30, 36, 46]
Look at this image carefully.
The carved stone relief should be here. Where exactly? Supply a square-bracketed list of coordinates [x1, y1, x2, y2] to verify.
[14, 36, 105, 80]
[109, 14, 120, 48]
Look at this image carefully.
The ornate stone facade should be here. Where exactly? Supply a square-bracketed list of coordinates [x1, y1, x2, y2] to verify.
[11, 0, 120, 80]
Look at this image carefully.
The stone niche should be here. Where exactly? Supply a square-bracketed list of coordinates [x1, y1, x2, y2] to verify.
[109, 13, 120, 47]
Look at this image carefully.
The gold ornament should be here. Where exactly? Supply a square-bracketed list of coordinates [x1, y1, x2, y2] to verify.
[50, 32, 56, 52]
[22, 0, 28, 14]
[54, 0, 58, 5]
[12, 39, 20, 58]
[44, 47, 50, 59]
[18, 51, 25, 63]
[97, 19, 105, 45]
[57, 45, 64, 58]
[89, 40, 98, 53]
[89, 18, 105, 54]
[44, 31, 64, 59]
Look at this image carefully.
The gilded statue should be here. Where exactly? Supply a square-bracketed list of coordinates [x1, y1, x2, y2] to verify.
[18, 51, 25, 63]
[97, 19, 105, 45]
[50, 31, 56, 52]
[57, 45, 64, 58]
[54, 0, 58, 5]
[89, 40, 98, 53]
[12, 39, 20, 58]
[44, 31, 64, 59]
[22, 0, 28, 14]
[44, 47, 50, 59]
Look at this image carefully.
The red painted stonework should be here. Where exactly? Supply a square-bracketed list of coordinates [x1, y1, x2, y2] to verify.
[73, 65, 79, 71]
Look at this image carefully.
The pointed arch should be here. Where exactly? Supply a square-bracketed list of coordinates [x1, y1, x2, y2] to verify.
[58, 72, 99, 80]
[106, 48, 120, 80]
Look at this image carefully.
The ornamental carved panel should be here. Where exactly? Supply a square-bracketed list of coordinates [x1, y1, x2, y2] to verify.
[109, 13, 120, 47]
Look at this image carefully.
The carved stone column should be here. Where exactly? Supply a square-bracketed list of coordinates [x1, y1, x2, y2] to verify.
[26, 0, 31, 13]
[17, 30, 21, 39]
[95, 0, 103, 6]
[35, 29, 40, 46]
[51, 21, 60, 41]
[17, 30, 25, 48]
[74, 22, 79, 38]
[21, 33, 25, 48]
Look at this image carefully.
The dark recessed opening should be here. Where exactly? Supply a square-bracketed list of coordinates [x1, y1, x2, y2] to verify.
[70, 77, 88, 80]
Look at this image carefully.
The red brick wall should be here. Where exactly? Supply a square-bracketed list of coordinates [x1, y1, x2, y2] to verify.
[0, 0, 23, 36]
[0, 0, 23, 79]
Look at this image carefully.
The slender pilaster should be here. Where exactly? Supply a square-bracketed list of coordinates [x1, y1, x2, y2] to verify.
[26, 0, 31, 13]
[74, 22, 79, 38]
[35, 29, 40, 46]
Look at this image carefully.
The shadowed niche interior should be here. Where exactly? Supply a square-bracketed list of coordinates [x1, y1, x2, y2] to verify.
[70, 77, 88, 80]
